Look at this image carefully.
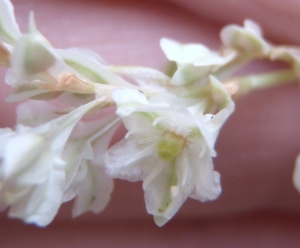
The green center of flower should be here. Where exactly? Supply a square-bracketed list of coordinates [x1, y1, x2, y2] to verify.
[156, 132, 185, 161]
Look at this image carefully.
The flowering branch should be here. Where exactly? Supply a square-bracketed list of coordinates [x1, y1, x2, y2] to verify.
[0, 0, 299, 227]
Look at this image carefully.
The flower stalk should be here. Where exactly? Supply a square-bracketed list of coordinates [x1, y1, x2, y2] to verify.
[223, 68, 297, 96]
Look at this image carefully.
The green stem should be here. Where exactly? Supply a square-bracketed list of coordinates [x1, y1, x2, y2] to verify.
[230, 68, 297, 95]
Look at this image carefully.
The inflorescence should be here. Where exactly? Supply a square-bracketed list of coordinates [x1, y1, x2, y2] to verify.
[0, 0, 299, 226]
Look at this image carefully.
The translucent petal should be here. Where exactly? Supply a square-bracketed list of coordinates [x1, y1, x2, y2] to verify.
[144, 159, 190, 226]
[60, 47, 107, 65]
[208, 75, 235, 114]
[112, 88, 148, 116]
[170, 63, 210, 85]
[142, 161, 164, 190]
[148, 92, 186, 107]
[0, 100, 100, 225]
[58, 48, 132, 87]
[105, 136, 154, 181]
[10, 14, 64, 85]
[5, 69, 57, 101]
[270, 46, 300, 78]
[244, 19, 263, 36]
[197, 109, 229, 156]
[17, 100, 57, 126]
[189, 148, 221, 202]
[0, 128, 14, 155]
[63, 116, 120, 193]
[65, 114, 116, 204]
[1, 132, 45, 179]
[72, 162, 113, 217]
[8, 167, 65, 226]
[220, 19, 270, 55]
[62, 157, 87, 202]
[160, 38, 211, 64]
[0, 0, 21, 44]
[193, 50, 236, 67]
[122, 113, 157, 136]
[109, 66, 170, 86]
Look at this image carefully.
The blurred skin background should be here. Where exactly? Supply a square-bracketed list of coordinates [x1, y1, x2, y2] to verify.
[1, 0, 300, 247]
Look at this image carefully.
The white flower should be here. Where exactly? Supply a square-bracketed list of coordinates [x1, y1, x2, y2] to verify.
[160, 38, 235, 85]
[4, 13, 68, 101]
[270, 46, 300, 79]
[105, 88, 228, 226]
[5, 17, 137, 102]
[186, 75, 235, 116]
[5, 15, 108, 101]
[58, 48, 134, 88]
[9, 13, 64, 86]
[220, 20, 270, 56]
[0, 99, 100, 226]
[62, 116, 120, 217]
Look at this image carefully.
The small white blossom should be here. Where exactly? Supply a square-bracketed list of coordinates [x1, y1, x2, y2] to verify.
[0, 99, 101, 226]
[220, 20, 270, 56]
[160, 38, 235, 85]
[58, 48, 134, 88]
[270, 46, 300, 79]
[4, 13, 68, 102]
[186, 75, 235, 115]
[9, 13, 64, 86]
[6, 21, 139, 102]
[105, 88, 228, 226]
[62, 116, 120, 217]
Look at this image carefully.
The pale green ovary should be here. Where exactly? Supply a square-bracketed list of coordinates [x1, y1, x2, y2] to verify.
[156, 133, 184, 162]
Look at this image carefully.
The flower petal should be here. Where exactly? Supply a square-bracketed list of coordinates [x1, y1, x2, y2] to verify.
[8, 167, 65, 226]
[9, 14, 64, 86]
[17, 100, 57, 126]
[0, 0, 21, 44]
[63, 115, 120, 198]
[198, 109, 229, 156]
[109, 65, 170, 86]
[112, 88, 148, 116]
[220, 19, 270, 55]
[160, 38, 211, 64]
[144, 158, 190, 226]
[189, 148, 221, 202]
[72, 162, 113, 217]
[58, 48, 133, 87]
[105, 136, 154, 181]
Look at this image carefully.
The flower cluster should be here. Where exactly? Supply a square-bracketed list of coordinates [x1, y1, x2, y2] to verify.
[0, 0, 299, 226]
[106, 88, 229, 226]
